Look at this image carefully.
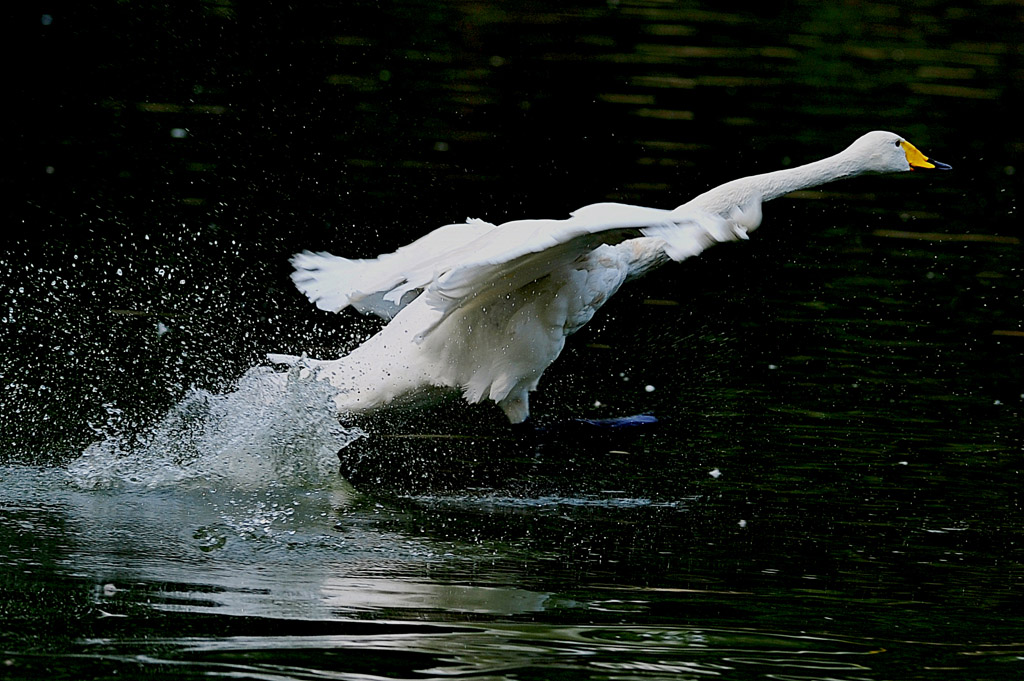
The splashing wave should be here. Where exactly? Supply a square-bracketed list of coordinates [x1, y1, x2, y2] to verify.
[68, 365, 362, 489]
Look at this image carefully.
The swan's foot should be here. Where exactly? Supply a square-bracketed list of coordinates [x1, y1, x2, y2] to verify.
[509, 414, 659, 451]
[538, 413, 659, 436]
[570, 414, 659, 430]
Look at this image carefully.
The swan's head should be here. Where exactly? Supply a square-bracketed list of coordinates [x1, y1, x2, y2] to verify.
[845, 130, 951, 174]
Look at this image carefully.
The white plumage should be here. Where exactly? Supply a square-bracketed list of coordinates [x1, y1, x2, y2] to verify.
[274, 131, 948, 423]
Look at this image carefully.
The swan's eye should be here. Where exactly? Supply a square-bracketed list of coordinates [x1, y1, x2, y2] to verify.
[894, 139, 902, 147]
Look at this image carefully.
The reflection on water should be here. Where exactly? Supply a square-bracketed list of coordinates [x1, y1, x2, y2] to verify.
[19, 619, 896, 681]
[5, 451, 1024, 679]
[3, 0, 1023, 679]
[5, 466, 1013, 681]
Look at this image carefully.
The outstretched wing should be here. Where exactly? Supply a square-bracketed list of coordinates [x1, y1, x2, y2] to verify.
[290, 219, 500, 320]
[417, 202, 743, 339]
[291, 201, 746, 323]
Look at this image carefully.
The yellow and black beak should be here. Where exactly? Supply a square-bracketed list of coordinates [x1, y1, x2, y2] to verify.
[901, 140, 952, 171]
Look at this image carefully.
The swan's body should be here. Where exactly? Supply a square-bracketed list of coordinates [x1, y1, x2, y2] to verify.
[274, 131, 948, 423]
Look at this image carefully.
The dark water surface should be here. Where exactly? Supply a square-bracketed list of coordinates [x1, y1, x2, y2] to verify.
[3, 1, 1022, 679]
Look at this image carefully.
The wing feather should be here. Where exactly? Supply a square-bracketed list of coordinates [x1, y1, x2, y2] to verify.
[417, 202, 733, 339]
[290, 201, 742, 327]
[290, 219, 499, 320]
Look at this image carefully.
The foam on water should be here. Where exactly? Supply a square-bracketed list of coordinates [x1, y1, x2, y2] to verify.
[68, 364, 363, 489]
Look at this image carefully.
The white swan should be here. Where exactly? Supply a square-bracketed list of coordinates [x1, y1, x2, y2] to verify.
[272, 131, 949, 424]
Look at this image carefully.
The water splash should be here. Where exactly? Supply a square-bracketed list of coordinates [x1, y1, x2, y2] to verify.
[68, 364, 363, 489]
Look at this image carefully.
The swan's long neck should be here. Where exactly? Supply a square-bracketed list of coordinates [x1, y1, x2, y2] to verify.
[685, 148, 865, 216]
